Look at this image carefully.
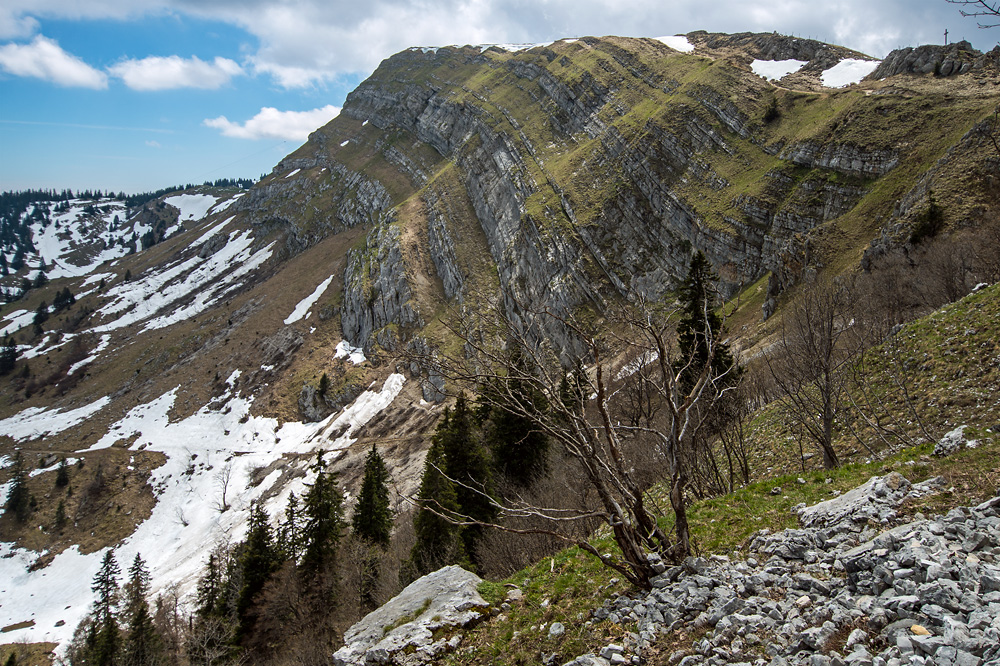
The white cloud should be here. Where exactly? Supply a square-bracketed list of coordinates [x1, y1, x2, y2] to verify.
[146, 139, 161, 147]
[109, 55, 243, 90]
[204, 105, 340, 141]
[0, 35, 107, 88]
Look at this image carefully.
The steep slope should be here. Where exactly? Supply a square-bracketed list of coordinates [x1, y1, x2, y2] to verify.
[1, 30, 999, 657]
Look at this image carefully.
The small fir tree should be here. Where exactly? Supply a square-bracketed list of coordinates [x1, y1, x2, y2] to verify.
[56, 457, 70, 487]
[236, 503, 280, 641]
[409, 438, 466, 578]
[91, 549, 121, 666]
[122, 554, 163, 666]
[299, 453, 345, 579]
[0, 338, 17, 376]
[676, 251, 738, 388]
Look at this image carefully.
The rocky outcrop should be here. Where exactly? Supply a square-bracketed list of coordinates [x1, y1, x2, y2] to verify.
[341, 214, 420, 353]
[333, 565, 489, 665]
[566, 474, 1000, 666]
[869, 41, 1000, 79]
[780, 142, 899, 178]
[688, 30, 870, 71]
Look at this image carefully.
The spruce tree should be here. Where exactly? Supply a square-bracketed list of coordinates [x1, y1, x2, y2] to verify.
[236, 503, 280, 642]
[676, 251, 737, 388]
[438, 395, 495, 558]
[56, 457, 70, 487]
[277, 492, 302, 562]
[409, 438, 465, 578]
[0, 338, 17, 376]
[483, 347, 549, 485]
[4, 450, 30, 523]
[91, 549, 121, 666]
[122, 554, 162, 666]
[351, 445, 392, 549]
[300, 453, 345, 579]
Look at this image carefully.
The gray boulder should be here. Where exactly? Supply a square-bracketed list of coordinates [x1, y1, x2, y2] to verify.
[333, 565, 489, 665]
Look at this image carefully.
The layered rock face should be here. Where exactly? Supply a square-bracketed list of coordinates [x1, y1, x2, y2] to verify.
[237, 32, 997, 355]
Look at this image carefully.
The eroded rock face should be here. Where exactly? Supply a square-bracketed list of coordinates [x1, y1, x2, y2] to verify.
[333, 565, 488, 666]
[869, 41, 1000, 79]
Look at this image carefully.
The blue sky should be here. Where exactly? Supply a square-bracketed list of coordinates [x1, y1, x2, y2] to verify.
[0, 0, 995, 194]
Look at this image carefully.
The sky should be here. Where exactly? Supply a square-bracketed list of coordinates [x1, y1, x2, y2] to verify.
[0, 0, 996, 194]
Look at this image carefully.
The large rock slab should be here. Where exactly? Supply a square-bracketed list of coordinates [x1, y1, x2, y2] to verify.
[333, 565, 489, 665]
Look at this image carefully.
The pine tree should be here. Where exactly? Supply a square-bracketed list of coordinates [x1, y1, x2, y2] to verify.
[277, 492, 303, 562]
[195, 553, 223, 618]
[299, 453, 345, 579]
[318, 373, 330, 397]
[4, 450, 30, 523]
[122, 554, 162, 666]
[351, 445, 392, 549]
[409, 438, 466, 578]
[55, 500, 67, 530]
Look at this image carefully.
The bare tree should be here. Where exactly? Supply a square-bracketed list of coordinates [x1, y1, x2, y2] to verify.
[946, 0, 1000, 28]
[420, 288, 738, 588]
[764, 281, 867, 469]
[214, 461, 234, 513]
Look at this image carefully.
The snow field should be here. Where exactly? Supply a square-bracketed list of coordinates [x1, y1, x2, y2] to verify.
[163, 194, 219, 222]
[1, 373, 406, 651]
[751, 59, 807, 80]
[821, 59, 880, 87]
[284, 275, 335, 325]
[655, 35, 694, 53]
[0, 396, 111, 442]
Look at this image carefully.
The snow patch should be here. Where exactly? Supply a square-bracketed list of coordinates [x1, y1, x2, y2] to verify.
[1, 309, 34, 337]
[67, 334, 111, 375]
[479, 42, 552, 52]
[751, 59, 807, 80]
[654, 35, 694, 53]
[0, 396, 110, 442]
[335, 340, 367, 365]
[284, 275, 334, 325]
[339, 140, 350, 147]
[164, 194, 219, 222]
[821, 59, 879, 87]
[284, 169, 300, 179]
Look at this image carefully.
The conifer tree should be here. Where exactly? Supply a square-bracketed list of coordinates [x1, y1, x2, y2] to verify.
[0, 338, 17, 376]
[482, 346, 549, 485]
[437, 395, 495, 558]
[56, 457, 70, 487]
[236, 503, 279, 642]
[91, 549, 121, 666]
[277, 492, 302, 562]
[676, 251, 737, 388]
[299, 453, 345, 580]
[122, 554, 162, 666]
[4, 450, 30, 523]
[351, 445, 392, 549]
[409, 438, 465, 577]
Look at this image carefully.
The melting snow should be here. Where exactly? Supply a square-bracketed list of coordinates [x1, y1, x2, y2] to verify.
[1, 373, 406, 650]
[284, 169, 301, 179]
[1, 309, 34, 337]
[193, 216, 233, 246]
[655, 35, 694, 53]
[334, 340, 367, 365]
[164, 194, 218, 222]
[29, 458, 79, 479]
[479, 42, 553, 52]
[0, 396, 110, 442]
[67, 334, 111, 375]
[91, 230, 274, 333]
[284, 276, 334, 325]
[340, 140, 350, 147]
[821, 59, 879, 87]
[208, 193, 243, 215]
[751, 59, 807, 80]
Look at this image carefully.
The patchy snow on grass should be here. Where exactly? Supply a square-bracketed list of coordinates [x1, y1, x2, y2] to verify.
[164, 194, 219, 222]
[339, 140, 350, 147]
[1, 309, 33, 337]
[821, 59, 879, 87]
[479, 42, 552, 52]
[334, 340, 367, 365]
[285, 275, 334, 325]
[752, 59, 807, 80]
[29, 458, 78, 479]
[91, 230, 274, 333]
[193, 216, 233, 247]
[208, 193, 243, 215]
[655, 35, 694, 52]
[0, 396, 110, 442]
[67, 334, 111, 375]
[0, 373, 406, 651]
